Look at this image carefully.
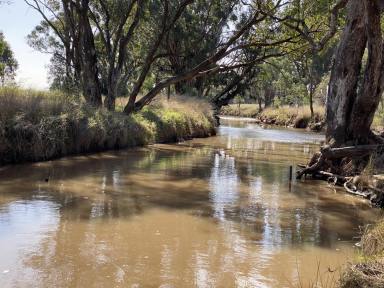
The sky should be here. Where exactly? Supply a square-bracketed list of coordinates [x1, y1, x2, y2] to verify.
[0, 1, 50, 89]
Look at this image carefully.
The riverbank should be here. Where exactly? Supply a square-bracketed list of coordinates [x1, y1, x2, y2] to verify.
[221, 104, 384, 133]
[221, 104, 325, 131]
[0, 87, 216, 165]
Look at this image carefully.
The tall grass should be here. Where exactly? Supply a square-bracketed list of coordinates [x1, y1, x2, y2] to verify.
[0, 87, 73, 123]
[0, 88, 216, 165]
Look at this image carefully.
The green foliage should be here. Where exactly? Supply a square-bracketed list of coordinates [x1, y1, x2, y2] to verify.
[0, 32, 18, 86]
[25, 0, 346, 112]
[232, 0, 340, 110]
[157, 0, 239, 94]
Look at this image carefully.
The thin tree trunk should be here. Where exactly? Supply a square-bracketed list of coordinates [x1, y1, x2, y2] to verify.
[308, 58, 315, 119]
[309, 82, 315, 119]
[105, 70, 119, 111]
[79, 0, 102, 107]
[167, 85, 171, 100]
[105, 85, 116, 111]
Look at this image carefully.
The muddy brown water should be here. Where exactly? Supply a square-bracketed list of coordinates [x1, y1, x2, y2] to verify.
[0, 118, 382, 288]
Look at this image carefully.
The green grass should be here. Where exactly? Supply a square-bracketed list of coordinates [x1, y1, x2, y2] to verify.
[0, 87, 216, 165]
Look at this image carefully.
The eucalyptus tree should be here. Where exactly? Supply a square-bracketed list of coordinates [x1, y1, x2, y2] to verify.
[133, 0, 307, 113]
[158, 0, 239, 95]
[297, 0, 384, 178]
[326, 0, 384, 145]
[26, 0, 193, 110]
[25, 0, 307, 113]
[122, 0, 307, 113]
[259, 0, 347, 118]
[208, 0, 345, 114]
[0, 32, 18, 86]
[26, 0, 104, 106]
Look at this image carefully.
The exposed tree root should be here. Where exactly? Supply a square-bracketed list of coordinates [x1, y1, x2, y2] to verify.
[297, 145, 381, 179]
[297, 142, 384, 207]
[344, 178, 373, 198]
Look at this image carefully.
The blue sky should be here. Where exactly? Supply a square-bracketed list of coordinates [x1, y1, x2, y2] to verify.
[0, 1, 50, 89]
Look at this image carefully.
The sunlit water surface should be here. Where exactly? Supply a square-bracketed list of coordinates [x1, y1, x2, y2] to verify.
[0, 118, 381, 288]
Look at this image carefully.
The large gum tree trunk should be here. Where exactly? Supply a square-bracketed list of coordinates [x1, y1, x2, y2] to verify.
[298, 0, 384, 178]
[348, 0, 383, 141]
[326, 0, 383, 146]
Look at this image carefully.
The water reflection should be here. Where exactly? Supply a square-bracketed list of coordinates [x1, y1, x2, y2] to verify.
[0, 120, 381, 287]
[210, 153, 239, 221]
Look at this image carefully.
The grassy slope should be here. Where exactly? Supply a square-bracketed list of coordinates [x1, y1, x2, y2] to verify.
[0, 88, 216, 165]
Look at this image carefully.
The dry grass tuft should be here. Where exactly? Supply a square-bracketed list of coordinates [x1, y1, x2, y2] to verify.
[339, 261, 384, 288]
[339, 222, 384, 288]
[361, 223, 384, 258]
[0, 87, 74, 122]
